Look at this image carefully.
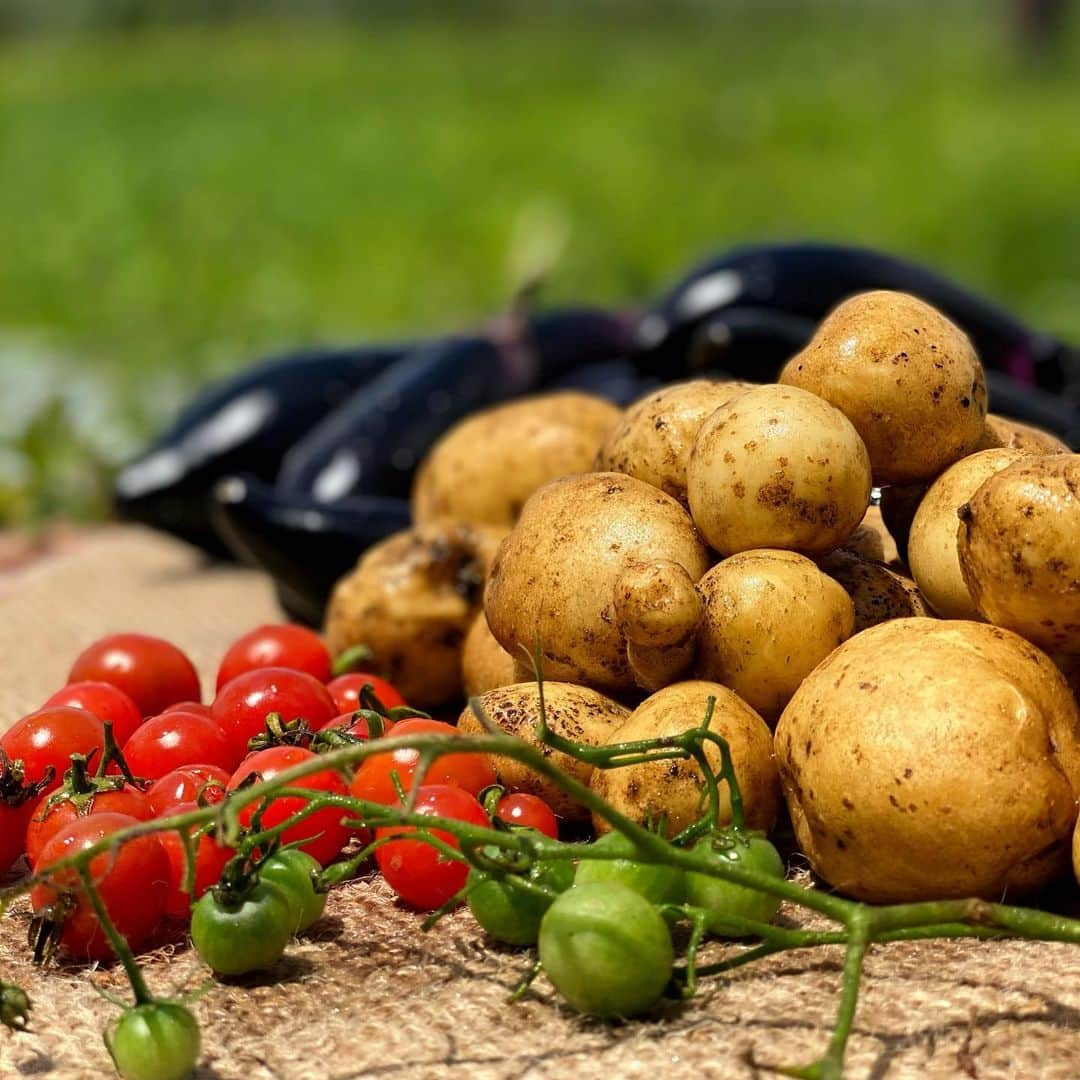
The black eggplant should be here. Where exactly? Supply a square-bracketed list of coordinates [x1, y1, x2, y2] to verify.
[277, 307, 636, 504]
[684, 306, 818, 382]
[638, 242, 1072, 391]
[210, 476, 411, 626]
[113, 341, 415, 555]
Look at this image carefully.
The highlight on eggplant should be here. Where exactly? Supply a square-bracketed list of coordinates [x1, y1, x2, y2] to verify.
[211, 476, 411, 626]
[113, 340, 414, 555]
[637, 242, 1072, 391]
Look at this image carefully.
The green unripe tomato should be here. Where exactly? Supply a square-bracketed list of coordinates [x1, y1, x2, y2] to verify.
[467, 859, 574, 946]
[684, 831, 785, 935]
[191, 880, 293, 976]
[574, 831, 686, 907]
[106, 1002, 200, 1080]
[538, 882, 674, 1018]
[260, 849, 327, 933]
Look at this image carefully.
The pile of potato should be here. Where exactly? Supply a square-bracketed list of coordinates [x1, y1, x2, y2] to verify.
[325, 290, 1080, 905]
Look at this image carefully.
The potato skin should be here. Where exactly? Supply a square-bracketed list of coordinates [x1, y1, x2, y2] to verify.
[694, 550, 855, 724]
[325, 522, 503, 709]
[878, 482, 926, 566]
[458, 682, 630, 821]
[484, 473, 712, 694]
[818, 550, 930, 633]
[412, 391, 622, 528]
[980, 413, 1070, 455]
[595, 379, 752, 506]
[687, 384, 872, 557]
[775, 619, 1080, 903]
[958, 454, 1080, 653]
[780, 290, 988, 485]
[589, 681, 779, 838]
[461, 612, 517, 698]
[908, 448, 1027, 619]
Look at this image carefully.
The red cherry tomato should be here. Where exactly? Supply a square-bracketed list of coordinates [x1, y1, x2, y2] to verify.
[160, 701, 212, 719]
[227, 746, 349, 866]
[25, 784, 152, 867]
[216, 624, 332, 692]
[157, 801, 233, 918]
[375, 785, 489, 910]
[1, 800, 36, 876]
[123, 712, 237, 780]
[317, 712, 397, 742]
[30, 812, 169, 960]
[494, 793, 559, 839]
[326, 674, 406, 714]
[0, 708, 106, 795]
[349, 718, 496, 805]
[42, 682, 143, 747]
[212, 668, 337, 764]
[146, 765, 230, 816]
[68, 634, 200, 717]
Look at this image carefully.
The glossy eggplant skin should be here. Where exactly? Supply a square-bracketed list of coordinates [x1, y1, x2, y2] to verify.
[638, 242, 1069, 391]
[113, 341, 414, 555]
[210, 476, 411, 626]
[277, 307, 637, 504]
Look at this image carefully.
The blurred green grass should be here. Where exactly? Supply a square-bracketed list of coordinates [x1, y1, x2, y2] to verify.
[2, 2, 1080, 522]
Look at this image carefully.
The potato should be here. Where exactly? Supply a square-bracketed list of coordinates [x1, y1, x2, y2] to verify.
[589, 681, 779, 838]
[687, 384, 872, 557]
[840, 505, 898, 566]
[980, 413, 1070, 455]
[775, 619, 1080, 902]
[462, 612, 517, 698]
[485, 472, 712, 694]
[694, 549, 855, 723]
[458, 682, 630, 821]
[412, 391, 622, 528]
[594, 379, 752, 506]
[818, 550, 930, 632]
[325, 521, 503, 709]
[958, 454, 1080, 653]
[908, 448, 1028, 619]
[780, 290, 988, 484]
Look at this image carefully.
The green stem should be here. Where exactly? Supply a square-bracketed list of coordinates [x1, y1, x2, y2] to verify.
[76, 866, 152, 1006]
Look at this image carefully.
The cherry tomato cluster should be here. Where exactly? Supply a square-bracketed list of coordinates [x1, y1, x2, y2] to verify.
[3, 624, 564, 973]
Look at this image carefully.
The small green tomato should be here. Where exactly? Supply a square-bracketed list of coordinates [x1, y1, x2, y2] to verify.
[467, 859, 574, 946]
[685, 831, 785, 935]
[538, 882, 674, 1018]
[106, 1002, 200, 1080]
[191, 880, 293, 976]
[574, 831, 686, 907]
[259, 849, 327, 933]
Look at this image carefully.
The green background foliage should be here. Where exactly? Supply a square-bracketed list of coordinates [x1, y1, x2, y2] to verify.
[2, 2, 1078, 522]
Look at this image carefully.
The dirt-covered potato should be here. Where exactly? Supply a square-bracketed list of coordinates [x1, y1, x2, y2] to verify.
[818, 550, 930, 633]
[908, 448, 1028, 619]
[780, 290, 988, 485]
[958, 454, 1080, 653]
[775, 619, 1080, 902]
[687, 384, 872, 557]
[462, 612, 517, 698]
[325, 521, 504, 709]
[458, 682, 630, 821]
[695, 550, 855, 723]
[594, 379, 752, 506]
[485, 472, 712, 695]
[980, 414, 1070, 455]
[412, 391, 622, 528]
[841, 505, 898, 566]
[589, 681, 779, 838]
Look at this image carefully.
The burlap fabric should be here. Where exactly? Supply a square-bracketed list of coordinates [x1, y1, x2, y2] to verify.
[1, 527, 1078, 1079]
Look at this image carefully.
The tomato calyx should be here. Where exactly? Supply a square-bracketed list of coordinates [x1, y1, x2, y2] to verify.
[35, 750, 132, 820]
[0, 982, 31, 1031]
[0, 749, 53, 810]
[330, 644, 375, 679]
[246, 713, 316, 753]
[28, 892, 76, 966]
